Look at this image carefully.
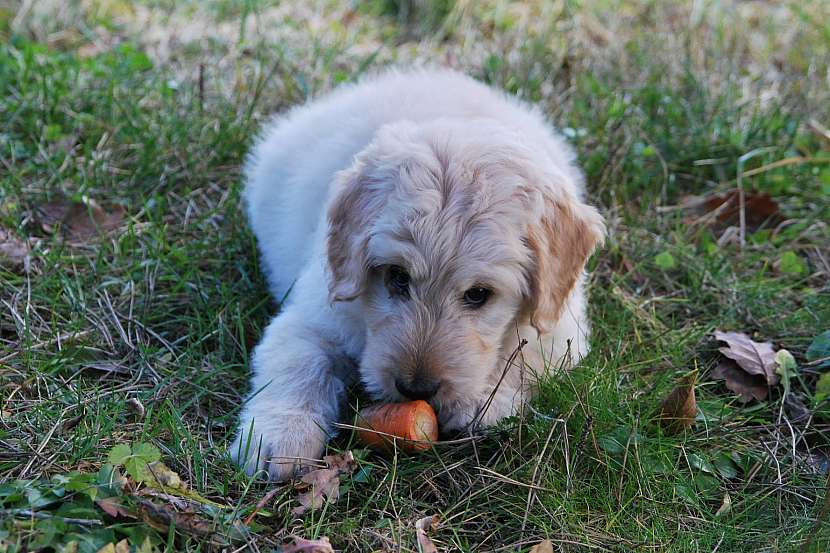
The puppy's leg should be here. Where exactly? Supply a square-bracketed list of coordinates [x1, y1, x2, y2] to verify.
[230, 308, 346, 481]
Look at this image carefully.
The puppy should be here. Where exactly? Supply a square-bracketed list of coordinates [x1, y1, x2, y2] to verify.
[231, 68, 604, 480]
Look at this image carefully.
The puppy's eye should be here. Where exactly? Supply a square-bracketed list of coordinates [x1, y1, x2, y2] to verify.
[387, 265, 411, 297]
[463, 287, 491, 308]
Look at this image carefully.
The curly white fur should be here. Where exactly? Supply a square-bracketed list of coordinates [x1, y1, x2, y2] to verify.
[231, 68, 605, 480]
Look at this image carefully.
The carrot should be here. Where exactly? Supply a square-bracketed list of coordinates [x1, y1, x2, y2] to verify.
[356, 400, 439, 453]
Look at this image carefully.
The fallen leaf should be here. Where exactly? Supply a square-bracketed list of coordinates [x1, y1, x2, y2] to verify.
[529, 539, 553, 553]
[144, 461, 183, 489]
[38, 198, 72, 232]
[95, 497, 132, 519]
[136, 498, 248, 545]
[415, 515, 439, 553]
[0, 228, 29, 265]
[710, 360, 768, 402]
[37, 195, 124, 241]
[292, 452, 356, 515]
[807, 330, 830, 369]
[681, 190, 780, 229]
[293, 469, 340, 515]
[282, 536, 335, 553]
[713, 330, 779, 394]
[323, 451, 356, 473]
[715, 492, 732, 517]
[126, 397, 145, 419]
[656, 370, 697, 434]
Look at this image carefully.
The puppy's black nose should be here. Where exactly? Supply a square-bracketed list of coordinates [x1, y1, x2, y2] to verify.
[395, 378, 439, 401]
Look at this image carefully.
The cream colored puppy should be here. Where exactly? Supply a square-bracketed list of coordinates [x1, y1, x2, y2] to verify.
[231, 68, 604, 480]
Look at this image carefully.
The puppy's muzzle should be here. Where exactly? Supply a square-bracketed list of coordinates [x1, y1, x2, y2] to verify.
[395, 377, 440, 401]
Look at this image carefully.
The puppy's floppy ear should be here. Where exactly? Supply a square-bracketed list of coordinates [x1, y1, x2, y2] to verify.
[526, 193, 605, 334]
[326, 162, 384, 302]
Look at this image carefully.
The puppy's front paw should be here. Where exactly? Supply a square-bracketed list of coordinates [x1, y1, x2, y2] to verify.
[229, 412, 328, 481]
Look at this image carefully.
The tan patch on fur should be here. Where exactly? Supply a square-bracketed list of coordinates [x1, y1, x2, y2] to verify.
[527, 196, 604, 334]
[326, 167, 375, 302]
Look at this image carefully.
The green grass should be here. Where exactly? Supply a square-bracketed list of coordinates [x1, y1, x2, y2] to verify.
[2, 1, 830, 551]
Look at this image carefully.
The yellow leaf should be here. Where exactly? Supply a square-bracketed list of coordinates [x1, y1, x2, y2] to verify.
[530, 540, 554, 553]
[144, 461, 183, 490]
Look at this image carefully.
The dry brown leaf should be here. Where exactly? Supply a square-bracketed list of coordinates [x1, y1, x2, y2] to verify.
[293, 452, 356, 515]
[415, 515, 439, 553]
[282, 536, 335, 553]
[710, 360, 769, 402]
[679, 191, 780, 230]
[126, 397, 146, 419]
[0, 228, 29, 265]
[656, 370, 697, 434]
[38, 198, 72, 232]
[293, 468, 340, 514]
[715, 330, 779, 386]
[95, 497, 132, 519]
[529, 540, 554, 553]
[323, 451, 356, 473]
[37, 195, 124, 241]
[136, 498, 247, 544]
[704, 191, 779, 227]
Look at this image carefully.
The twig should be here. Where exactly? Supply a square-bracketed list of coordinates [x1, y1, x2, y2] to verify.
[4, 508, 103, 526]
[243, 485, 286, 525]
[468, 339, 527, 431]
[476, 466, 554, 492]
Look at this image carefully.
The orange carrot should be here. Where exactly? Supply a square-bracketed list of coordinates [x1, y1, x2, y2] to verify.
[356, 400, 439, 453]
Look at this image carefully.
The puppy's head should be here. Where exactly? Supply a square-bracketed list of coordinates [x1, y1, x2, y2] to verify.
[327, 119, 604, 430]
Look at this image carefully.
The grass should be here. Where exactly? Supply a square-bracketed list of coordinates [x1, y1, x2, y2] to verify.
[1, 0, 830, 551]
